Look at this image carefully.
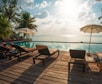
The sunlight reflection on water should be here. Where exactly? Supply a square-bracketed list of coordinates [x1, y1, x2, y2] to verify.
[11, 35, 102, 53]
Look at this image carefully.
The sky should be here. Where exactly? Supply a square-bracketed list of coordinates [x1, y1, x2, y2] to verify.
[18, 0, 102, 36]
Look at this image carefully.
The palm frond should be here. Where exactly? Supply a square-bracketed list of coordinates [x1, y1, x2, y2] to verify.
[98, 16, 102, 19]
[17, 11, 37, 31]
[0, 14, 12, 40]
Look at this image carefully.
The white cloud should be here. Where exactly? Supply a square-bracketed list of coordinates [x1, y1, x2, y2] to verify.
[35, 0, 102, 36]
[55, 0, 62, 6]
[35, 14, 79, 35]
[26, 0, 33, 3]
[18, 0, 102, 36]
[55, 0, 99, 24]
[78, 1, 93, 18]
[36, 10, 49, 19]
[78, 0, 100, 25]
[18, 0, 34, 9]
[35, 1, 48, 9]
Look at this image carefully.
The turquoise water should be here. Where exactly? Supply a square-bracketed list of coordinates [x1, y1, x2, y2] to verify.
[8, 35, 102, 53]
[15, 42, 102, 53]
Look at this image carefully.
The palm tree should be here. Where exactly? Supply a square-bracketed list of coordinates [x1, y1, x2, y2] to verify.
[98, 15, 102, 24]
[0, 14, 12, 40]
[98, 8, 102, 24]
[0, 0, 22, 24]
[16, 11, 37, 39]
[17, 11, 37, 31]
[0, 0, 22, 40]
[0, 1, 37, 40]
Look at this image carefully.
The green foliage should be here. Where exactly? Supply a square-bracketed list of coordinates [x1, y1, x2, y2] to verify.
[0, 0, 37, 40]
[98, 16, 102, 20]
[0, 0, 22, 23]
[98, 7, 102, 24]
[0, 14, 12, 40]
[17, 11, 37, 31]
[98, 16, 102, 24]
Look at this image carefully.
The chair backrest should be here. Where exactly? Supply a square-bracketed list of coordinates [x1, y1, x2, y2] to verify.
[36, 45, 50, 55]
[11, 45, 27, 52]
[0, 46, 10, 52]
[69, 49, 86, 59]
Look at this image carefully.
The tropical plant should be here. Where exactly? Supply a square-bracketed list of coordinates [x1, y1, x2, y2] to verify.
[0, 0, 22, 40]
[0, 0, 22, 24]
[98, 15, 102, 24]
[0, 14, 12, 40]
[0, 0, 37, 40]
[17, 11, 37, 31]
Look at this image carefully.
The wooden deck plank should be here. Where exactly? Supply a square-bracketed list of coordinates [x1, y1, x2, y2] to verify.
[0, 71, 35, 83]
[37, 78, 66, 84]
[0, 51, 102, 84]
[0, 79, 11, 84]
[41, 75, 68, 83]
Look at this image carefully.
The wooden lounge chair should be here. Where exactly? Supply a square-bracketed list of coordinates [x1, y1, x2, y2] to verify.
[68, 49, 86, 72]
[11, 44, 36, 61]
[0, 45, 18, 60]
[33, 45, 59, 66]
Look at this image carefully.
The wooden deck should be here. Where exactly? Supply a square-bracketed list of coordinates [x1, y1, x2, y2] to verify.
[0, 50, 102, 84]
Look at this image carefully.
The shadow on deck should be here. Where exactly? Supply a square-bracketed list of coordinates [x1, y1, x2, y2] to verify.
[0, 51, 102, 84]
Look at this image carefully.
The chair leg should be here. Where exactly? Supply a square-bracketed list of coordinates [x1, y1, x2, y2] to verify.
[8, 55, 12, 60]
[42, 59, 45, 66]
[17, 56, 21, 62]
[68, 62, 70, 72]
[33, 58, 36, 64]
[58, 50, 60, 56]
[57, 50, 60, 57]
[83, 64, 85, 72]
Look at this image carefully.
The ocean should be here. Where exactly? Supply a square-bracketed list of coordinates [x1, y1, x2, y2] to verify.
[15, 35, 102, 53]
[32, 35, 102, 43]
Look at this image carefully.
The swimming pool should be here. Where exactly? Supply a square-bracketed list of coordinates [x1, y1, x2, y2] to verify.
[11, 41, 102, 53]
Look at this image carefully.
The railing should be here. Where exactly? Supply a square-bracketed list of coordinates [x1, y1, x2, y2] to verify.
[8, 40, 102, 53]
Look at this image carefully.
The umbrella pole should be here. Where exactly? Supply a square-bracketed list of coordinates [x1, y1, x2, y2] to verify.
[88, 28, 92, 55]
